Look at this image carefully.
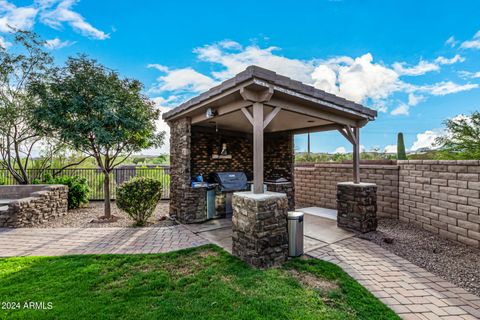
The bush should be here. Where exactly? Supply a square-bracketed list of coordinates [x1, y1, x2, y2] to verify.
[116, 177, 163, 226]
[36, 174, 90, 209]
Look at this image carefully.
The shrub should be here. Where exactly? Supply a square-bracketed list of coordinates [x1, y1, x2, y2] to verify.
[36, 174, 90, 209]
[116, 177, 163, 226]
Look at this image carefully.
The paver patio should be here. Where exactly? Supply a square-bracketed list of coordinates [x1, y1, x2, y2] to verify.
[0, 225, 208, 257]
[308, 237, 480, 320]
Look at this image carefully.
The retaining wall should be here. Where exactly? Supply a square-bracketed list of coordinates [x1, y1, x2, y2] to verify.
[398, 160, 480, 248]
[294, 160, 480, 248]
[295, 163, 399, 218]
[0, 184, 68, 227]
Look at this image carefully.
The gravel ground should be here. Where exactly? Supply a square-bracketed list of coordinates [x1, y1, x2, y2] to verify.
[359, 218, 480, 296]
[30, 201, 177, 228]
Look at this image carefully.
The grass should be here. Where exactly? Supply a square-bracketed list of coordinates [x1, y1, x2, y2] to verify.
[0, 245, 399, 320]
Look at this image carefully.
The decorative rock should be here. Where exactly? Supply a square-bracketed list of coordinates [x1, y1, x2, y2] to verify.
[337, 182, 378, 233]
[232, 191, 288, 268]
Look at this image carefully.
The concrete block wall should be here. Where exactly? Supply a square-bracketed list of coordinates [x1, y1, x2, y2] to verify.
[294, 163, 399, 218]
[398, 160, 480, 248]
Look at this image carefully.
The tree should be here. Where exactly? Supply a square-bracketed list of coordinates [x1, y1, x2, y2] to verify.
[436, 112, 480, 159]
[31, 56, 165, 219]
[397, 132, 407, 160]
[0, 30, 53, 184]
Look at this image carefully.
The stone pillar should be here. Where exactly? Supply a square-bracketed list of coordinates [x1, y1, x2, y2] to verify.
[232, 191, 288, 268]
[337, 182, 377, 233]
[265, 182, 295, 211]
[168, 118, 192, 222]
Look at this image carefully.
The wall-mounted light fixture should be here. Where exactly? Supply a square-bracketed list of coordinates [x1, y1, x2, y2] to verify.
[206, 108, 217, 119]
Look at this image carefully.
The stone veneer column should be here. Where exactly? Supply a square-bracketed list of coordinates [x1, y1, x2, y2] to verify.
[232, 191, 288, 268]
[337, 182, 378, 233]
[168, 118, 192, 222]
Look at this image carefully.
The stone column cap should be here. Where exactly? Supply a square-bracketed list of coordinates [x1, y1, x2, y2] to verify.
[337, 181, 377, 187]
[233, 191, 287, 200]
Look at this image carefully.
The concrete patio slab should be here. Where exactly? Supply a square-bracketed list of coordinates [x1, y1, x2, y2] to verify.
[198, 227, 233, 253]
[303, 214, 354, 244]
[298, 207, 337, 220]
[183, 217, 233, 233]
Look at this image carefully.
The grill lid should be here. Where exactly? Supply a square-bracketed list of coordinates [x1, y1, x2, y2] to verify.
[211, 172, 248, 191]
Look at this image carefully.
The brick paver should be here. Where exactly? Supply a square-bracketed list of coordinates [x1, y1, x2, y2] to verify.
[0, 225, 209, 257]
[308, 237, 480, 319]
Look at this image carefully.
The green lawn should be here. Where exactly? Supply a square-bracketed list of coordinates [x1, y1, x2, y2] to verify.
[0, 245, 399, 320]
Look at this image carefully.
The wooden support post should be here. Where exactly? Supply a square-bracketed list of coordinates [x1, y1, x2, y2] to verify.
[353, 127, 360, 184]
[253, 102, 264, 194]
[307, 131, 311, 161]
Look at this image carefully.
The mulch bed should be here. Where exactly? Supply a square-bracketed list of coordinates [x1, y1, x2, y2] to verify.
[30, 200, 177, 228]
[359, 218, 480, 296]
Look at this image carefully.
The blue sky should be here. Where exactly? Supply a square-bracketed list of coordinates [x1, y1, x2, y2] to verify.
[2, 0, 480, 155]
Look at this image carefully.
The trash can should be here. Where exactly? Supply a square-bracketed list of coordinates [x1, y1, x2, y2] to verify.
[287, 211, 304, 257]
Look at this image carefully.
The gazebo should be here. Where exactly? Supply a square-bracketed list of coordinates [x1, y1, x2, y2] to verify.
[163, 66, 377, 267]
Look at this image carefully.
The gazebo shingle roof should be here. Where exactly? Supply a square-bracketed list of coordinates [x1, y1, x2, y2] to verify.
[162, 65, 377, 120]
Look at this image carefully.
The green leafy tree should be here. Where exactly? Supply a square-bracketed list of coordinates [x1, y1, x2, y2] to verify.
[0, 30, 53, 184]
[30, 56, 165, 219]
[397, 132, 407, 160]
[436, 112, 480, 159]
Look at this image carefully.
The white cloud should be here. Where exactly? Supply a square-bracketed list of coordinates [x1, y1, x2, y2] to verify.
[39, 0, 109, 40]
[416, 81, 479, 96]
[445, 36, 458, 47]
[334, 146, 347, 154]
[0, 0, 38, 32]
[461, 30, 480, 49]
[384, 145, 397, 153]
[194, 42, 314, 83]
[0, 0, 108, 40]
[44, 37, 74, 49]
[393, 60, 439, 76]
[149, 65, 218, 93]
[314, 53, 400, 104]
[149, 40, 480, 117]
[411, 130, 443, 151]
[390, 93, 425, 116]
[407, 93, 424, 106]
[0, 34, 11, 48]
[434, 54, 465, 65]
[459, 70, 480, 79]
[391, 103, 410, 116]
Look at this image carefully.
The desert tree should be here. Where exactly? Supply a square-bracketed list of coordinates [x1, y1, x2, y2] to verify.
[31, 55, 165, 219]
[436, 112, 480, 159]
[0, 30, 55, 184]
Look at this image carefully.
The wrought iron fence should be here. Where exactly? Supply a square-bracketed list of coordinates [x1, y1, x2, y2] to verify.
[0, 167, 171, 200]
